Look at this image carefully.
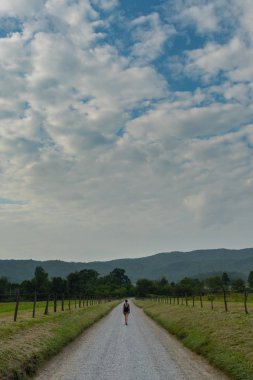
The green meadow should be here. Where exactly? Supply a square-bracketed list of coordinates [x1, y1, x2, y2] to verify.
[134, 299, 253, 380]
[0, 300, 119, 380]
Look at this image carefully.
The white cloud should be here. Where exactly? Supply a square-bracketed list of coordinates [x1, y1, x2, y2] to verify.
[125, 95, 253, 141]
[180, 4, 218, 33]
[185, 37, 248, 80]
[91, 0, 118, 11]
[130, 13, 175, 63]
[0, 0, 45, 17]
[1, 0, 253, 261]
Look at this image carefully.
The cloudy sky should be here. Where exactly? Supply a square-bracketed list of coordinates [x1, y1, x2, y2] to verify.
[0, 0, 253, 262]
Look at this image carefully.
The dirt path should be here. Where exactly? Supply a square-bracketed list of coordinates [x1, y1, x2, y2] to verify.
[35, 301, 230, 380]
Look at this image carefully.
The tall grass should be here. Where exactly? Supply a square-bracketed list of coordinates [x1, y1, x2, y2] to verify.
[135, 299, 253, 380]
[0, 301, 119, 380]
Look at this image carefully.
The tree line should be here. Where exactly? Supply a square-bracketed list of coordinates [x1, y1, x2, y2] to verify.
[1, 268, 253, 299]
[135, 272, 253, 297]
[0, 266, 134, 299]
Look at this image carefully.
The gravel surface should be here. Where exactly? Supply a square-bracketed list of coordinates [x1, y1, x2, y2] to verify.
[35, 301, 230, 380]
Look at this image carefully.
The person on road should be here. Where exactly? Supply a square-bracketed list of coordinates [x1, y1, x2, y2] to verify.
[123, 299, 130, 325]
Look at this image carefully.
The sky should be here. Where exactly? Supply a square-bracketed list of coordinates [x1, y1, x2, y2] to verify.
[0, 0, 253, 262]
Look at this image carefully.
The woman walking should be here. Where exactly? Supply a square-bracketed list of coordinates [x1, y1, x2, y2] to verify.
[123, 299, 130, 325]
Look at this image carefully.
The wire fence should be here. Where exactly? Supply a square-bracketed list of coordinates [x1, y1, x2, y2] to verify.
[140, 291, 253, 315]
[0, 292, 115, 322]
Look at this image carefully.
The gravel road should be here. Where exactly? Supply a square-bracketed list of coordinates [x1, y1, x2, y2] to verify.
[35, 301, 229, 380]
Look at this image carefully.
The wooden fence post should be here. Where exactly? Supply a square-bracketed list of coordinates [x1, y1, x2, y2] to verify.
[14, 290, 20, 322]
[32, 291, 37, 318]
[44, 295, 49, 315]
[222, 287, 228, 312]
[192, 295, 195, 307]
[61, 294, 64, 311]
[200, 294, 203, 308]
[244, 290, 248, 315]
[54, 293, 57, 312]
[185, 293, 188, 306]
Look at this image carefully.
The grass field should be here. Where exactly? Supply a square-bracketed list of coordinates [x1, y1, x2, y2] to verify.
[0, 299, 96, 320]
[0, 300, 119, 380]
[151, 293, 253, 314]
[134, 299, 253, 380]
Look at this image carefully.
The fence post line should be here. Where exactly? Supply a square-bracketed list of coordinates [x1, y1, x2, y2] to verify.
[32, 291, 37, 318]
[14, 290, 20, 322]
[62, 294, 64, 311]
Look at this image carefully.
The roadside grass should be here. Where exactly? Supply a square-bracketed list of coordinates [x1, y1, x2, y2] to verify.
[0, 300, 84, 320]
[0, 301, 119, 380]
[160, 294, 253, 313]
[134, 299, 253, 380]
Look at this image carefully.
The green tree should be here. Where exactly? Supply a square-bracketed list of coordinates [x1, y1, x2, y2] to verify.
[20, 280, 34, 294]
[231, 278, 245, 293]
[176, 277, 202, 296]
[33, 266, 50, 293]
[248, 271, 253, 288]
[0, 277, 9, 295]
[67, 269, 99, 294]
[108, 268, 131, 287]
[135, 278, 154, 297]
[205, 276, 223, 293]
[51, 277, 68, 294]
[222, 272, 230, 287]
[154, 277, 171, 295]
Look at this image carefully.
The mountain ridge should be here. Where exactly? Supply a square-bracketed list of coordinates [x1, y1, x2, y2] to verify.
[1, 248, 253, 283]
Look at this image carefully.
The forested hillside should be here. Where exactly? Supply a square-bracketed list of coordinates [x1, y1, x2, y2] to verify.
[1, 248, 253, 283]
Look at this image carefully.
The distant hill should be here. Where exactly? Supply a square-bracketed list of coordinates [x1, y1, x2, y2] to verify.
[1, 248, 253, 283]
